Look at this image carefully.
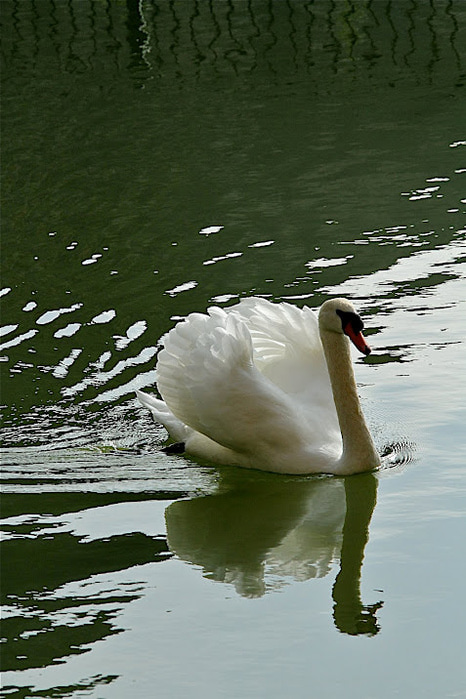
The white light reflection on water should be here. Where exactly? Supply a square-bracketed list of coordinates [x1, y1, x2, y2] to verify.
[113, 320, 147, 350]
[61, 346, 158, 399]
[0, 329, 39, 351]
[54, 323, 82, 338]
[0, 324, 19, 337]
[36, 304, 83, 325]
[165, 281, 198, 296]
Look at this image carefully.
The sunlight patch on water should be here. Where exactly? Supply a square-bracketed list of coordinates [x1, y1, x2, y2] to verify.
[22, 301, 37, 312]
[248, 240, 275, 248]
[36, 304, 83, 325]
[54, 323, 82, 338]
[94, 368, 158, 403]
[306, 256, 352, 269]
[203, 251, 243, 266]
[320, 239, 466, 303]
[81, 251, 107, 265]
[165, 281, 198, 296]
[0, 329, 38, 351]
[0, 324, 19, 337]
[198, 225, 223, 236]
[113, 321, 147, 350]
[61, 346, 158, 399]
[90, 310, 116, 324]
[1, 500, 169, 543]
[52, 349, 83, 379]
[210, 293, 240, 304]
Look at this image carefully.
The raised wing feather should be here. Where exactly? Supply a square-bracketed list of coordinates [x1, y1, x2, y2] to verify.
[227, 299, 340, 429]
[156, 299, 340, 456]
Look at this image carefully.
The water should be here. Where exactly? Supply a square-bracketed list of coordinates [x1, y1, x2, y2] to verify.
[1, 1, 465, 697]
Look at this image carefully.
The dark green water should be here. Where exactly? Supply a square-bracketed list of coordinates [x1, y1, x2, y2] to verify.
[1, 2, 465, 697]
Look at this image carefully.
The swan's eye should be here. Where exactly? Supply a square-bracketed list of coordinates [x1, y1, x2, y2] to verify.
[336, 309, 364, 334]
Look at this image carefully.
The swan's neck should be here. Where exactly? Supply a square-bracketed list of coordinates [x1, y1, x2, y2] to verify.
[321, 330, 379, 474]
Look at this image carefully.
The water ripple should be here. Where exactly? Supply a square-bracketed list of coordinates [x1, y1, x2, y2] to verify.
[61, 346, 158, 399]
[379, 439, 417, 471]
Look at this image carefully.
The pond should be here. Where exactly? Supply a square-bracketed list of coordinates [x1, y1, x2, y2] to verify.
[1, 1, 465, 697]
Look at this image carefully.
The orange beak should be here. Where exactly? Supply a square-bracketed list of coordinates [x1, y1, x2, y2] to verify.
[344, 322, 371, 356]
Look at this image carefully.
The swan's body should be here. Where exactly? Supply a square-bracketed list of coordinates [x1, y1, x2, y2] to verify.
[137, 298, 380, 475]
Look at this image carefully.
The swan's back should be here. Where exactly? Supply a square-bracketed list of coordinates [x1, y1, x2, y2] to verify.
[156, 298, 341, 469]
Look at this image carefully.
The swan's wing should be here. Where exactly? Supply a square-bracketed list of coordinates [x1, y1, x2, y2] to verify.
[226, 299, 340, 436]
[156, 309, 311, 455]
[227, 298, 321, 359]
[156, 301, 340, 455]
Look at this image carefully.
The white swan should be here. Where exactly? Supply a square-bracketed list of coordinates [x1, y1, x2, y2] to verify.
[136, 297, 380, 475]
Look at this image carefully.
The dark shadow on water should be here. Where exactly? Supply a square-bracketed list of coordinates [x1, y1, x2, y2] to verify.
[165, 469, 383, 636]
[1, 675, 118, 699]
[1, 520, 172, 673]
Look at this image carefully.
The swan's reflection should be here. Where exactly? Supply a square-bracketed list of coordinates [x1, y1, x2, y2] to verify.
[165, 471, 382, 636]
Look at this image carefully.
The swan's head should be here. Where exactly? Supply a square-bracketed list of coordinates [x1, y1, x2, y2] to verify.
[319, 298, 371, 355]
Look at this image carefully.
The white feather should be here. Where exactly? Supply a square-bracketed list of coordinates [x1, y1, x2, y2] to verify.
[137, 297, 379, 475]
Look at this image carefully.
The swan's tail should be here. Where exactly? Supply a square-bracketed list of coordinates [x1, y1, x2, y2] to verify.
[136, 389, 190, 443]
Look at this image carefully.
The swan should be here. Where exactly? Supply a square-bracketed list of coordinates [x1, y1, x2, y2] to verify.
[136, 297, 380, 475]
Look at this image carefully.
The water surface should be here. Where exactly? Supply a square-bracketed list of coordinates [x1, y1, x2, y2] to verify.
[1, 2, 465, 697]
